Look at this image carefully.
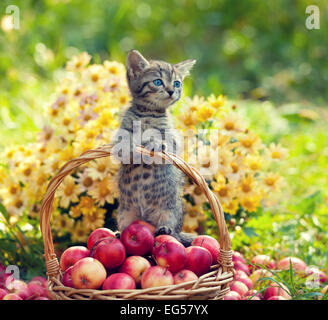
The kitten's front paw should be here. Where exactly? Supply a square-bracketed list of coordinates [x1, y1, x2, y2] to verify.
[155, 226, 172, 236]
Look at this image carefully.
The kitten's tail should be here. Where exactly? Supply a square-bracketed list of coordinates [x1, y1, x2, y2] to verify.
[176, 232, 196, 247]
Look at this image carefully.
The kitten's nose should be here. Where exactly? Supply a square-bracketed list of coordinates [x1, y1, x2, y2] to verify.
[167, 90, 174, 96]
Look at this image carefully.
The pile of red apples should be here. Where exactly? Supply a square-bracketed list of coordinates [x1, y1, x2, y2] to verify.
[224, 252, 327, 300]
[58, 221, 221, 291]
[0, 268, 50, 300]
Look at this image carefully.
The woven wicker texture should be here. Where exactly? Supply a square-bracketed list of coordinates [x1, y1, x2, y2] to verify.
[40, 144, 234, 300]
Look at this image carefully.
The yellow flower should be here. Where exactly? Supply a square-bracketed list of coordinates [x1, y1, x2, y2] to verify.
[266, 143, 288, 160]
[88, 175, 117, 206]
[196, 104, 216, 122]
[66, 52, 91, 72]
[82, 207, 106, 231]
[262, 172, 283, 192]
[57, 176, 80, 208]
[222, 199, 239, 215]
[238, 132, 262, 154]
[243, 154, 263, 171]
[71, 220, 89, 243]
[52, 213, 75, 237]
[240, 195, 261, 213]
[219, 112, 245, 133]
[207, 94, 226, 109]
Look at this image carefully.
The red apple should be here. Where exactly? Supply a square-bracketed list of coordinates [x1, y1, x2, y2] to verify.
[121, 223, 154, 256]
[234, 270, 248, 280]
[28, 281, 49, 299]
[232, 251, 246, 264]
[191, 235, 220, 265]
[59, 246, 90, 271]
[92, 237, 126, 270]
[87, 228, 116, 250]
[224, 291, 241, 300]
[251, 255, 276, 270]
[0, 273, 15, 289]
[130, 220, 156, 234]
[229, 281, 249, 297]
[141, 266, 174, 289]
[244, 289, 262, 299]
[305, 267, 327, 283]
[62, 266, 74, 287]
[7, 280, 32, 300]
[263, 283, 291, 300]
[185, 246, 212, 276]
[237, 276, 253, 290]
[155, 241, 187, 273]
[119, 256, 151, 286]
[233, 261, 250, 276]
[102, 273, 136, 290]
[30, 276, 48, 288]
[71, 257, 107, 289]
[267, 296, 287, 300]
[250, 269, 273, 285]
[34, 297, 50, 300]
[0, 288, 9, 299]
[277, 257, 307, 273]
[173, 270, 198, 289]
[152, 234, 180, 255]
[2, 293, 23, 300]
[243, 296, 261, 300]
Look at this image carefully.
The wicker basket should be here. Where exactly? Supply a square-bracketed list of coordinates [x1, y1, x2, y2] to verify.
[40, 144, 235, 300]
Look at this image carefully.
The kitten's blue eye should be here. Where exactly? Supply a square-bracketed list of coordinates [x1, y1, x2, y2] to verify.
[173, 81, 181, 88]
[153, 79, 163, 86]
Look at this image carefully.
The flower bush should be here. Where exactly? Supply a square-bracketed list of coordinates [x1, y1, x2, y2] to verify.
[0, 53, 287, 244]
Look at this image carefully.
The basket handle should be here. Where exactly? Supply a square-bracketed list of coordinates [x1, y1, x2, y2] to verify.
[40, 144, 233, 279]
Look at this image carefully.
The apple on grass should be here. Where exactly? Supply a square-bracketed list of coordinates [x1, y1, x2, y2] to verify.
[92, 237, 126, 270]
[232, 251, 246, 264]
[263, 283, 291, 300]
[119, 256, 151, 286]
[191, 235, 220, 265]
[236, 276, 253, 290]
[7, 280, 32, 300]
[102, 273, 136, 290]
[233, 261, 251, 276]
[28, 281, 50, 299]
[173, 270, 198, 289]
[185, 246, 212, 277]
[250, 255, 276, 270]
[229, 281, 249, 297]
[277, 257, 307, 273]
[305, 266, 327, 283]
[250, 269, 273, 285]
[0, 288, 9, 299]
[3, 293, 23, 300]
[152, 235, 180, 256]
[121, 223, 154, 256]
[71, 257, 107, 289]
[87, 228, 116, 250]
[224, 291, 241, 300]
[155, 241, 187, 273]
[59, 246, 90, 272]
[267, 296, 287, 300]
[141, 266, 174, 289]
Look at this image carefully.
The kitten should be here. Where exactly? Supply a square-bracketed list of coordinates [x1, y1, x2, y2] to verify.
[114, 50, 196, 246]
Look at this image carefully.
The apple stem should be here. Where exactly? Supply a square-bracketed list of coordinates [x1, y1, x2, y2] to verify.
[163, 265, 169, 276]
[201, 239, 204, 246]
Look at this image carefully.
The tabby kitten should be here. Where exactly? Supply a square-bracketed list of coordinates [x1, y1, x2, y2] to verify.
[114, 50, 196, 246]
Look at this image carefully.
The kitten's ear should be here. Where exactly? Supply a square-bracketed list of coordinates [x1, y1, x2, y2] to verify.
[174, 59, 196, 79]
[126, 50, 149, 77]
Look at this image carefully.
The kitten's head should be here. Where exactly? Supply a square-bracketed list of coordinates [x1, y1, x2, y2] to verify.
[126, 50, 196, 110]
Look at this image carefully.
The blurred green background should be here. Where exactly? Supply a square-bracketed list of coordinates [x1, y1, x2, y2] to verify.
[0, 0, 327, 147]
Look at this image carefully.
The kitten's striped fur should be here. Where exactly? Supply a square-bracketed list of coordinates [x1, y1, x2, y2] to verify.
[115, 50, 196, 246]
